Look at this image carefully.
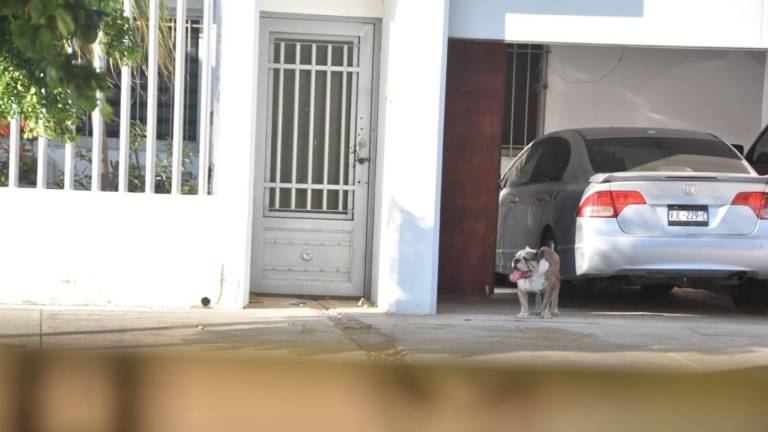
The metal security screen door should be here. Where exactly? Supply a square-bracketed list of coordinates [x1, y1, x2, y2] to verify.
[252, 17, 374, 296]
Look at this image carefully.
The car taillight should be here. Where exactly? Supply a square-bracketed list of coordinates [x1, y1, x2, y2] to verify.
[731, 192, 768, 219]
[577, 191, 646, 218]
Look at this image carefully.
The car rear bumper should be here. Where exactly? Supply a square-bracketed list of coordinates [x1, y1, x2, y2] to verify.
[575, 219, 768, 280]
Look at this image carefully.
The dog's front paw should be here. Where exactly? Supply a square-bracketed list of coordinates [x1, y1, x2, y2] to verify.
[516, 312, 529, 319]
[551, 309, 560, 317]
[541, 312, 553, 319]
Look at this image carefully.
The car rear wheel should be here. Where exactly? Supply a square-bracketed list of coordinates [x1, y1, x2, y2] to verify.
[641, 283, 675, 297]
[732, 280, 768, 313]
[539, 230, 576, 296]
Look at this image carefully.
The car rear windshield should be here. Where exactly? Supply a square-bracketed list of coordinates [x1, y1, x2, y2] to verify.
[585, 137, 750, 174]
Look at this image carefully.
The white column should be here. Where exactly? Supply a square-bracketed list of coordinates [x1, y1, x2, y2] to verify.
[211, 0, 260, 307]
[372, 0, 450, 314]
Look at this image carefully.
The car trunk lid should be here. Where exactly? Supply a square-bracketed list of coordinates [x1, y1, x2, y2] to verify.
[589, 172, 768, 236]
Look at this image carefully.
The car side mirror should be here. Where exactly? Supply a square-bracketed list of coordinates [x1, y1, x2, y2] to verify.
[731, 144, 745, 155]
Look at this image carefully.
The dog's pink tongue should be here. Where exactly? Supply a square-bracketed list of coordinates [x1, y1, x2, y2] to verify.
[509, 270, 526, 283]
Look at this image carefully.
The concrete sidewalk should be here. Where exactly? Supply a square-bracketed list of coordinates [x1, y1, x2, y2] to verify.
[1, 288, 767, 372]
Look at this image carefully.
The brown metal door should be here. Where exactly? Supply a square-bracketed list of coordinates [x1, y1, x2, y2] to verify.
[438, 39, 507, 297]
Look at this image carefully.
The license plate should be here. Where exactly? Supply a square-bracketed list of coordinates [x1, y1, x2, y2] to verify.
[668, 205, 708, 226]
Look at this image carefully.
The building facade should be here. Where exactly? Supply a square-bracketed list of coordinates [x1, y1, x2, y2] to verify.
[1, 0, 767, 314]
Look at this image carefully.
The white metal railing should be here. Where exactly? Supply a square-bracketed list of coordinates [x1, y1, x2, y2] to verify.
[145, 0, 160, 193]
[117, 0, 133, 192]
[92, 32, 106, 192]
[197, 0, 213, 195]
[170, 0, 187, 195]
[36, 136, 47, 189]
[8, 116, 20, 188]
[0, 0, 214, 195]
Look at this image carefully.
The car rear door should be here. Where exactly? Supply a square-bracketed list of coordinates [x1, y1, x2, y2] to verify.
[525, 137, 572, 244]
[496, 143, 545, 272]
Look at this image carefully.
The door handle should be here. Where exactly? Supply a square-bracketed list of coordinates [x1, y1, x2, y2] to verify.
[508, 195, 519, 204]
[536, 194, 551, 203]
[355, 149, 369, 164]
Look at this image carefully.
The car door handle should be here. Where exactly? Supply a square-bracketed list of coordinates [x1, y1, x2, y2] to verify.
[508, 195, 519, 204]
[536, 195, 551, 203]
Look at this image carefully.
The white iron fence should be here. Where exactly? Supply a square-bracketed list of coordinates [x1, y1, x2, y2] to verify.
[0, 0, 214, 195]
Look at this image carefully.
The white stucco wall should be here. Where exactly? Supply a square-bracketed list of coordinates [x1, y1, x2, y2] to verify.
[450, 0, 768, 49]
[0, 191, 234, 307]
[259, 0, 384, 18]
[762, 55, 768, 127]
[544, 45, 766, 147]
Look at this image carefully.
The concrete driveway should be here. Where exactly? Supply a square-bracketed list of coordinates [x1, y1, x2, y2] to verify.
[1, 287, 766, 372]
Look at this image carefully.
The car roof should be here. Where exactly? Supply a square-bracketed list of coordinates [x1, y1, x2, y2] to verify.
[558, 127, 718, 141]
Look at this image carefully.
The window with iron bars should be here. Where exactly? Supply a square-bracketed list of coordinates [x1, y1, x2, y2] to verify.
[502, 44, 548, 157]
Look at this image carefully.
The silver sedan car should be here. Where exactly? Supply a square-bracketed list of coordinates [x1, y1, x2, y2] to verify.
[496, 127, 768, 310]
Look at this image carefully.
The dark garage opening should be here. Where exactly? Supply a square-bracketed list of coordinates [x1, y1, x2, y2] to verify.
[437, 39, 768, 303]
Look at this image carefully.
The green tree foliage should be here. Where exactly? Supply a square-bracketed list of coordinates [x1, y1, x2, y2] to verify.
[0, 0, 141, 141]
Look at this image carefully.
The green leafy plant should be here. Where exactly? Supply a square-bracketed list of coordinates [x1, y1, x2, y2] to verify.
[0, 0, 143, 141]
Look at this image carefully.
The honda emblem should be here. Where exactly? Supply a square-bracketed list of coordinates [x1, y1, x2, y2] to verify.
[684, 184, 697, 196]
